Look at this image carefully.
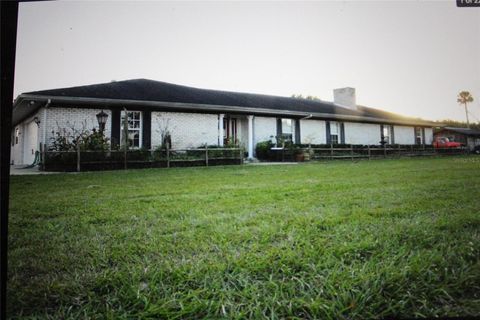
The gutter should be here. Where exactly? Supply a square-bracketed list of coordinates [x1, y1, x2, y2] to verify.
[16, 94, 438, 127]
[300, 114, 313, 120]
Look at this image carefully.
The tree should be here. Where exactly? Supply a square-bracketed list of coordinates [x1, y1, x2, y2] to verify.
[291, 94, 322, 102]
[155, 117, 175, 149]
[457, 91, 474, 128]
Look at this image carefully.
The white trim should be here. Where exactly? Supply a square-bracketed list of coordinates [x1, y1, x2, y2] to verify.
[247, 115, 254, 159]
[218, 114, 224, 146]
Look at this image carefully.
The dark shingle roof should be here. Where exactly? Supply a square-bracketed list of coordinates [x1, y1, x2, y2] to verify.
[357, 105, 425, 122]
[15, 78, 436, 126]
[24, 78, 360, 116]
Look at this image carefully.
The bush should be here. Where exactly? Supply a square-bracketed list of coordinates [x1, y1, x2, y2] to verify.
[80, 129, 109, 151]
[127, 148, 151, 161]
[152, 145, 167, 161]
[49, 125, 109, 152]
[255, 140, 274, 160]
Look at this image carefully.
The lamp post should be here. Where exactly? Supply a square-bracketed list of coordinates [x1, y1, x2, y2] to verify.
[96, 110, 108, 133]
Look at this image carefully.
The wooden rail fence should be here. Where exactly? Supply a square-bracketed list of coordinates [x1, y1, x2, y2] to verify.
[271, 144, 468, 162]
[41, 146, 244, 172]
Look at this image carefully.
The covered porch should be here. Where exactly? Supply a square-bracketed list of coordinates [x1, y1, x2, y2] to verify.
[218, 114, 255, 159]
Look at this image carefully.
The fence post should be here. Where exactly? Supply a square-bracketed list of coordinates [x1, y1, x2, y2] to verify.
[76, 144, 81, 172]
[205, 146, 209, 167]
[124, 147, 127, 170]
[239, 147, 243, 165]
[398, 144, 401, 157]
[330, 143, 333, 160]
[368, 145, 371, 160]
[166, 145, 170, 168]
[41, 143, 46, 171]
[384, 144, 387, 158]
[350, 144, 354, 161]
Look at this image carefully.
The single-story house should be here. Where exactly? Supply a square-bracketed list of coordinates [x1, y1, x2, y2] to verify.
[11, 79, 436, 165]
[434, 127, 480, 150]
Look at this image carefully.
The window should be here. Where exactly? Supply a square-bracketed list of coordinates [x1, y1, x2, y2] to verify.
[383, 125, 390, 144]
[281, 118, 293, 142]
[120, 111, 142, 148]
[415, 127, 422, 145]
[330, 121, 340, 144]
[15, 127, 20, 145]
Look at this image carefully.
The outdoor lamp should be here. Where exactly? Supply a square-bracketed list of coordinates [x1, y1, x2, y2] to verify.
[96, 110, 108, 132]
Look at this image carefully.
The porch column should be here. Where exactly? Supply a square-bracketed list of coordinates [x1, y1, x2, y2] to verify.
[247, 115, 254, 159]
[218, 114, 225, 146]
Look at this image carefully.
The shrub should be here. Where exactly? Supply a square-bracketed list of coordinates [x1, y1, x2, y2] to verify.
[127, 148, 151, 161]
[255, 140, 274, 160]
[49, 122, 109, 152]
[80, 129, 110, 151]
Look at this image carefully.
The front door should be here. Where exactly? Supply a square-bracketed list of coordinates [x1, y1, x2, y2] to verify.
[223, 118, 237, 145]
[24, 120, 38, 165]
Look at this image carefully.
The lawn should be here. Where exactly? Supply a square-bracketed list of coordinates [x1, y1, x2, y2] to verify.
[7, 157, 480, 319]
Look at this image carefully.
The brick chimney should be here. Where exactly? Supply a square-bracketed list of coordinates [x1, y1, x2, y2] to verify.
[333, 87, 357, 110]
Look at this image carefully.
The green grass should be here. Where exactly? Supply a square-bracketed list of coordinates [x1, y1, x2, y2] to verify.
[7, 157, 480, 319]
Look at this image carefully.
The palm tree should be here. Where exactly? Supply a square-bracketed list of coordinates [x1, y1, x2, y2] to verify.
[457, 91, 474, 128]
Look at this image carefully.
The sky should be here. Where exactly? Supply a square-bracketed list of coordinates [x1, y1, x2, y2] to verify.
[14, 0, 480, 122]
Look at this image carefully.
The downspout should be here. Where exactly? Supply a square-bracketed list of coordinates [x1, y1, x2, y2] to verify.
[42, 99, 51, 147]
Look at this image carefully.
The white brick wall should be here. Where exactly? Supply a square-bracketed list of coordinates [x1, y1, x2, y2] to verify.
[300, 119, 326, 144]
[424, 127, 433, 144]
[253, 116, 277, 146]
[344, 122, 381, 145]
[11, 104, 436, 164]
[394, 125, 414, 144]
[44, 107, 112, 148]
[151, 112, 218, 149]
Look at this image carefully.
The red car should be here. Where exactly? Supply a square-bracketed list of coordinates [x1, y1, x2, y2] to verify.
[433, 137, 462, 149]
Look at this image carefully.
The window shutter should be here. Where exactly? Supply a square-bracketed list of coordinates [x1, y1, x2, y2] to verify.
[421, 127, 425, 145]
[294, 119, 301, 144]
[340, 122, 345, 144]
[276, 118, 282, 137]
[142, 111, 151, 149]
[390, 125, 395, 144]
[111, 109, 121, 147]
[326, 121, 331, 144]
